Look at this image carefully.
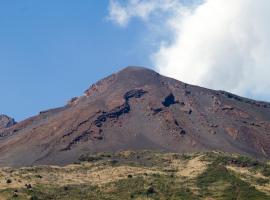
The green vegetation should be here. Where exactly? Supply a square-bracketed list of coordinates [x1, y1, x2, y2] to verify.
[197, 163, 268, 199]
[0, 151, 269, 200]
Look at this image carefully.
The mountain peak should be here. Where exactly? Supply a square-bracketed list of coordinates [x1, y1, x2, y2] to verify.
[119, 66, 156, 73]
[116, 66, 159, 79]
[82, 66, 160, 100]
[1, 67, 270, 167]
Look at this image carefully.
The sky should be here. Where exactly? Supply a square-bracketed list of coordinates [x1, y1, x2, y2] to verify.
[1, 0, 270, 121]
[0, 0, 153, 121]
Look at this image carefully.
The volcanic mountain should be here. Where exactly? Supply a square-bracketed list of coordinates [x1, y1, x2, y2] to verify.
[1, 66, 270, 167]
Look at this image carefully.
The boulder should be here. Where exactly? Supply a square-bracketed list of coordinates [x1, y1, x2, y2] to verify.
[0, 114, 16, 129]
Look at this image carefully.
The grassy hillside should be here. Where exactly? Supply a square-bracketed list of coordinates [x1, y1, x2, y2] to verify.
[0, 151, 269, 200]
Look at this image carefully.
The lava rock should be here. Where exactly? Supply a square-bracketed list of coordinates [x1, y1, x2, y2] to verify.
[0, 115, 16, 129]
[162, 93, 178, 107]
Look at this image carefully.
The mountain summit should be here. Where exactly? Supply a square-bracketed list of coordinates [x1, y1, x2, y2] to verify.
[1, 66, 270, 167]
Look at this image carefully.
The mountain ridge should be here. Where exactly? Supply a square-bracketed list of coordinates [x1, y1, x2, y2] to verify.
[0, 66, 270, 167]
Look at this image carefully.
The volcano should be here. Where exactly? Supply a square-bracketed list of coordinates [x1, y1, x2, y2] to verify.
[1, 66, 270, 167]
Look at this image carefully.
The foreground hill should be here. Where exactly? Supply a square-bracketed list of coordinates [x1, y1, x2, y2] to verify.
[0, 151, 269, 200]
[0, 66, 270, 166]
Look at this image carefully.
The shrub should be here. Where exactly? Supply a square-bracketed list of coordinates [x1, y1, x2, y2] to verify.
[6, 179, 12, 184]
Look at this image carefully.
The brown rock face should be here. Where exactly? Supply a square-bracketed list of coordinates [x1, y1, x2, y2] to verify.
[0, 66, 270, 167]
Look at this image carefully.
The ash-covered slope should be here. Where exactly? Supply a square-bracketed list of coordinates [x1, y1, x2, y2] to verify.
[1, 66, 270, 167]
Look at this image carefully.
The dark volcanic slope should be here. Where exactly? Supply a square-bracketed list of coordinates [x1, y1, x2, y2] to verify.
[1, 66, 270, 167]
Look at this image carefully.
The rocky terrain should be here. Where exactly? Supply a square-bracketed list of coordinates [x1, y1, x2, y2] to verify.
[0, 151, 269, 200]
[0, 66, 270, 167]
[0, 115, 16, 130]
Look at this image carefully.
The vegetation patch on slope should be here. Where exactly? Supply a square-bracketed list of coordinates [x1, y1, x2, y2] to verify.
[0, 151, 269, 200]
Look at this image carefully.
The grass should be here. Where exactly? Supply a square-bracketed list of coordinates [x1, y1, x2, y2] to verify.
[197, 163, 269, 199]
[0, 151, 269, 200]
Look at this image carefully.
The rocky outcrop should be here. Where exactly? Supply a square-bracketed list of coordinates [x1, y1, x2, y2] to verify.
[151, 93, 181, 115]
[162, 93, 178, 107]
[94, 89, 147, 128]
[0, 115, 16, 130]
[64, 89, 148, 150]
[220, 91, 270, 108]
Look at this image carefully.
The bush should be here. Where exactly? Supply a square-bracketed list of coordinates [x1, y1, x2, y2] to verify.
[79, 155, 102, 162]
[6, 179, 12, 184]
[30, 195, 38, 200]
[146, 186, 155, 195]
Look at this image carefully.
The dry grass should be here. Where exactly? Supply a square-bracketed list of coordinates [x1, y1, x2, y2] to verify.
[227, 165, 270, 195]
[0, 163, 161, 190]
[0, 151, 269, 200]
[170, 155, 208, 178]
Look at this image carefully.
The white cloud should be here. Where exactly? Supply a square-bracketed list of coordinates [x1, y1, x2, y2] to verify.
[107, 0, 181, 27]
[108, 0, 270, 100]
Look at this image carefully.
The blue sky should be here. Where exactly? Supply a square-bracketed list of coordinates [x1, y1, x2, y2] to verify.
[1, 0, 270, 121]
[0, 0, 154, 121]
